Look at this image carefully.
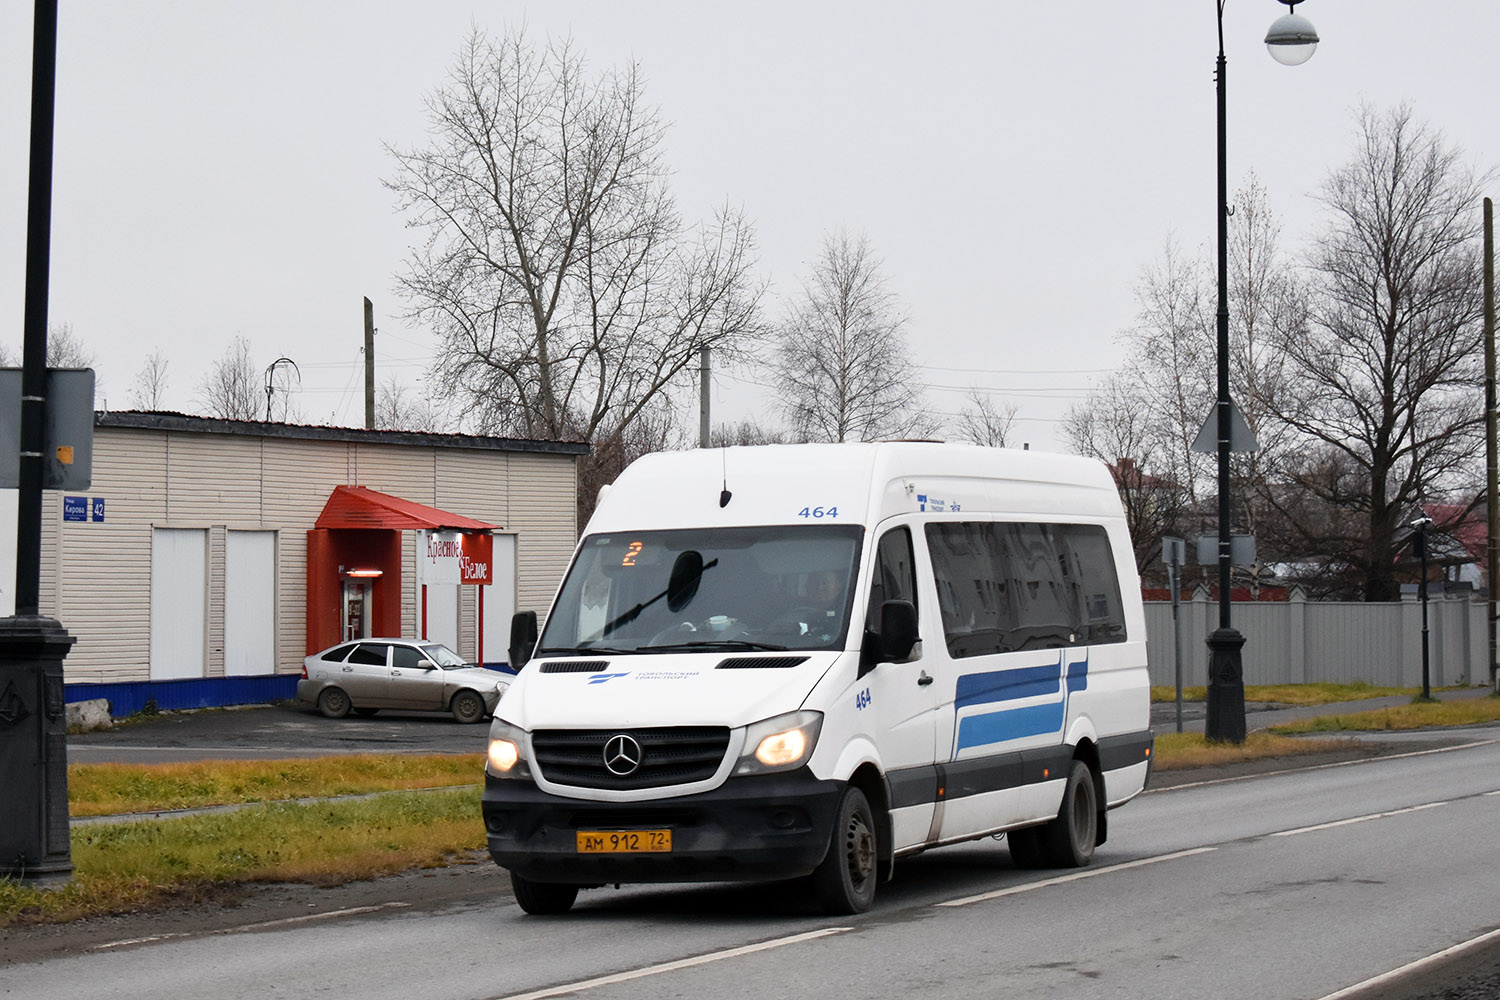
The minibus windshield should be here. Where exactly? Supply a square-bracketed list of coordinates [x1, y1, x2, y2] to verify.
[537, 525, 864, 654]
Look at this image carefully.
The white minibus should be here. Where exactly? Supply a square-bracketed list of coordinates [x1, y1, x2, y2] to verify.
[483, 442, 1153, 914]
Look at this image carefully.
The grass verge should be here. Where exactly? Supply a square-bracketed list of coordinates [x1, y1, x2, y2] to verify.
[0, 788, 484, 927]
[1151, 681, 1430, 706]
[68, 754, 484, 817]
[1151, 730, 1355, 770]
[1271, 694, 1500, 733]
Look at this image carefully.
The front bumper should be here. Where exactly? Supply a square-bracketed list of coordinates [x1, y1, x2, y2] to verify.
[482, 769, 843, 884]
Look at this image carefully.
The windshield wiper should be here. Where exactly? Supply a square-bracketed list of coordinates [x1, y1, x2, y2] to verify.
[638, 639, 790, 652]
[534, 646, 639, 656]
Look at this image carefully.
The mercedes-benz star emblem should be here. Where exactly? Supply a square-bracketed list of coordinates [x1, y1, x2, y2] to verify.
[603, 734, 643, 776]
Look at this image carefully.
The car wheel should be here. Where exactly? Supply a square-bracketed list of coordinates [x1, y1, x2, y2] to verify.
[811, 785, 878, 915]
[353, 707, 379, 718]
[1040, 760, 1098, 868]
[510, 872, 578, 915]
[1007, 826, 1046, 869]
[317, 687, 351, 719]
[450, 689, 485, 724]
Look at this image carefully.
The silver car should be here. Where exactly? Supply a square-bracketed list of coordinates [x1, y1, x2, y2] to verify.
[297, 638, 510, 724]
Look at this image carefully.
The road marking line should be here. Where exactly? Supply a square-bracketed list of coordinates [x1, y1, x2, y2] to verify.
[1314, 925, 1500, 1000]
[1270, 801, 1448, 838]
[1148, 739, 1500, 792]
[938, 847, 1217, 908]
[91, 902, 411, 951]
[494, 927, 852, 1000]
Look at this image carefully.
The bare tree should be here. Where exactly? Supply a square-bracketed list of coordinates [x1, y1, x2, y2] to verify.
[1064, 374, 1185, 574]
[46, 322, 95, 367]
[773, 231, 930, 443]
[578, 400, 688, 526]
[387, 27, 763, 449]
[375, 375, 448, 432]
[197, 336, 262, 420]
[129, 348, 170, 409]
[711, 417, 793, 447]
[956, 391, 1018, 448]
[1267, 105, 1487, 600]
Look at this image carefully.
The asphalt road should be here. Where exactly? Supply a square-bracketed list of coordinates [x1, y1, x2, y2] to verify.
[19, 705, 1500, 1000]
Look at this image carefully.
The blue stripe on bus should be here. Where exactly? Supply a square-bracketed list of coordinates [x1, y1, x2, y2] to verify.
[956, 701, 1066, 750]
[955, 660, 1062, 709]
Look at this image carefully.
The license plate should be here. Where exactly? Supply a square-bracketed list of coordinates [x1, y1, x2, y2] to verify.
[576, 829, 672, 853]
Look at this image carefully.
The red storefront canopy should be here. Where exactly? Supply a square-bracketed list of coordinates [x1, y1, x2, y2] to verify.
[314, 485, 500, 532]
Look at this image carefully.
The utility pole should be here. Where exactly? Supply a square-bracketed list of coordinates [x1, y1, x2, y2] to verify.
[699, 347, 711, 449]
[364, 297, 376, 430]
[1484, 197, 1497, 694]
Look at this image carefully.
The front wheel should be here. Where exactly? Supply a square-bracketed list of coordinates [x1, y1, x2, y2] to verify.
[511, 872, 578, 915]
[450, 689, 485, 724]
[811, 785, 878, 914]
[1040, 760, 1098, 868]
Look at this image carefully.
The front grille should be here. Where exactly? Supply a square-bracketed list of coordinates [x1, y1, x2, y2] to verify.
[531, 727, 731, 790]
[716, 655, 809, 669]
[538, 660, 611, 673]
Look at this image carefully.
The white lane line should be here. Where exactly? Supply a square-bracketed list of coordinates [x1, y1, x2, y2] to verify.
[91, 902, 411, 951]
[1486, 790, 1500, 797]
[938, 847, 1218, 908]
[1271, 801, 1448, 838]
[494, 927, 852, 1000]
[1315, 925, 1500, 1000]
[1149, 739, 1500, 792]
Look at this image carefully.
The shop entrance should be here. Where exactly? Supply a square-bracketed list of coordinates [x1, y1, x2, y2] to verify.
[341, 577, 375, 641]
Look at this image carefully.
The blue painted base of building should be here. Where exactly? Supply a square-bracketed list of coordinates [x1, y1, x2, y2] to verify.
[65, 675, 301, 717]
[66, 664, 518, 717]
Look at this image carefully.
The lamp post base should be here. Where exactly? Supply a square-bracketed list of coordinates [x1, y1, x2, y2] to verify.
[0, 614, 76, 886]
[1205, 626, 1247, 744]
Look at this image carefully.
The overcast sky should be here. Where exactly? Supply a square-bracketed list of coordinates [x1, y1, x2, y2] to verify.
[2, 2, 1498, 452]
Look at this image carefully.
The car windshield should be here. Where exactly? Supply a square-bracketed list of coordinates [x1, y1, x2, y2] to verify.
[421, 644, 469, 668]
[537, 525, 864, 654]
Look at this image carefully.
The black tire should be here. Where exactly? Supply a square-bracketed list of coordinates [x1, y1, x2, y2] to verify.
[510, 872, 578, 915]
[353, 707, 379, 718]
[450, 690, 485, 724]
[317, 687, 351, 719]
[811, 785, 878, 914]
[1007, 826, 1046, 869]
[1040, 760, 1098, 868]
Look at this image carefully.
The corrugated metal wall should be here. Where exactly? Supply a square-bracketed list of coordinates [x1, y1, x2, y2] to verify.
[1145, 592, 1492, 689]
[48, 425, 580, 687]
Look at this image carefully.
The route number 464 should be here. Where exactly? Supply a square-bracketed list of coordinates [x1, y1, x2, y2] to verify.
[855, 688, 872, 710]
[798, 506, 838, 519]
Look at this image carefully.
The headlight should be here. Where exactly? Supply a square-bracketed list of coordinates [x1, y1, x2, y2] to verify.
[486, 720, 531, 779]
[733, 711, 823, 776]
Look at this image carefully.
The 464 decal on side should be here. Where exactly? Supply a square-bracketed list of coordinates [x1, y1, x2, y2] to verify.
[797, 506, 839, 519]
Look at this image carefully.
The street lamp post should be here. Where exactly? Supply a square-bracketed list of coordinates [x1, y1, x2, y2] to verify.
[1205, 0, 1317, 743]
[1411, 516, 1434, 700]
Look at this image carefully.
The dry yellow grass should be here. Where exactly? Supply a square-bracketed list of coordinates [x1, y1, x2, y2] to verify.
[68, 754, 484, 817]
[1151, 730, 1356, 770]
[1272, 696, 1500, 733]
[1152, 682, 1421, 706]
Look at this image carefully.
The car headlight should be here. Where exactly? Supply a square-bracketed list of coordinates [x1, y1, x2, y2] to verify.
[733, 710, 823, 776]
[486, 719, 531, 779]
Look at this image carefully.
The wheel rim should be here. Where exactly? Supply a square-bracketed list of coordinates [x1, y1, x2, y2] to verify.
[844, 810, 875, 889]
[455, 694, 480, 721]
[324, 690, 347, 714]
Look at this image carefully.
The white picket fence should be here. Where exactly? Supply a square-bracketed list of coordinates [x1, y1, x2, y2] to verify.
[1144, 589, 1494, 689]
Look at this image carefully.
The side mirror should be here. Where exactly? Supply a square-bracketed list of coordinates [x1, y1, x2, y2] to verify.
[509, 611, 538, 670]
[859, 600, 919, 676]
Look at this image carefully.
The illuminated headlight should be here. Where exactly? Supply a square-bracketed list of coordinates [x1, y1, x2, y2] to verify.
[733, 711, 823, 776]
[486, 720, 531, 779]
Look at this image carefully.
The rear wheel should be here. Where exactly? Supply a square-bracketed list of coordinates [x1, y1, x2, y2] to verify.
[450, 690, 485, 724]
[317, 687, 351, 719]
[1039, 760, 1098, 868]
[811, 785, 878, 914]
[510, 872, 578, 915]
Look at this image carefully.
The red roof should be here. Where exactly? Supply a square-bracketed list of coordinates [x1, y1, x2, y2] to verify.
[314, 486, 500, 532]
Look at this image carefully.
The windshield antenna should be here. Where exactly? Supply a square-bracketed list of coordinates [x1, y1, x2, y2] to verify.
[719, 449, 732, 508]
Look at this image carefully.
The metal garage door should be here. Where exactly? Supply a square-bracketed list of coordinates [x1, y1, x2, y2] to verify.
[150, 527, 207, 680]
[225, 530, 275, 676]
